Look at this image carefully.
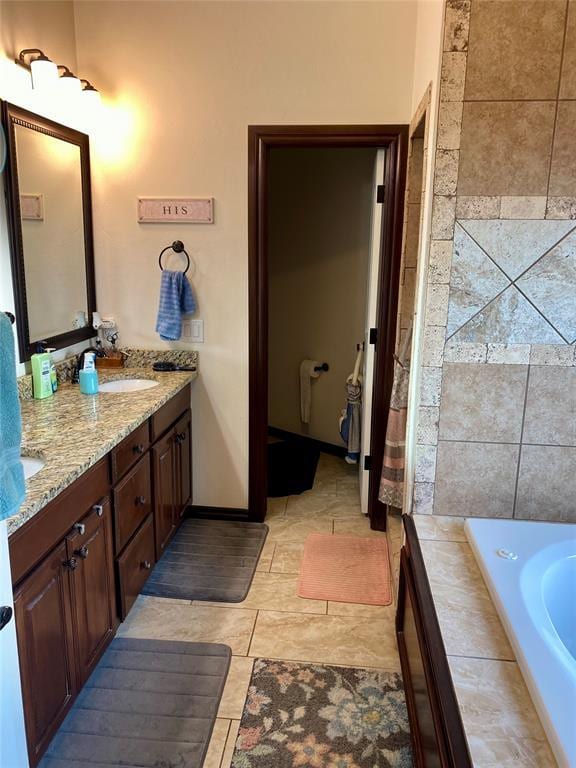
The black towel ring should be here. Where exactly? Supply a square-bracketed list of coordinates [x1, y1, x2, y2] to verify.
[158, 240, 190, 274]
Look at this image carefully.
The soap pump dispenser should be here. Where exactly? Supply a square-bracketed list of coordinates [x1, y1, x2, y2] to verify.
[31, 342, 54, 400]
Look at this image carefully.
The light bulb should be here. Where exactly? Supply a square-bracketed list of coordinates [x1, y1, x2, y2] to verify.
[82, 84, 102, 109]
[59, 70, 82, 95]
[30, 55, 58, 90]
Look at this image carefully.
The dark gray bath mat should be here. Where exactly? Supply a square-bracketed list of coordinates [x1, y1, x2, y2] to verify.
[142, 518, 269, 602]
[40, 637, 231, 768]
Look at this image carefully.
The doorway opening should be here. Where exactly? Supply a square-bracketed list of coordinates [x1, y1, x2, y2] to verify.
[248, 126, 408, 529]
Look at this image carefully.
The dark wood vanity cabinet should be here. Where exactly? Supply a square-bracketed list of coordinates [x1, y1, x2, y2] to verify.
[66, 497, 116, 684]
[10, 385, 193, 766]
[13, 540, 77, 766]
[396, 515, 472, 768]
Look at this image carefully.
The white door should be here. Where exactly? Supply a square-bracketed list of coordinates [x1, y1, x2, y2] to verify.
[359, 149, 386, 515]
[0, 521, 29, 768]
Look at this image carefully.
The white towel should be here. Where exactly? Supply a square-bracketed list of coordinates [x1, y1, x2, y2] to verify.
[300, 360, 321, 423]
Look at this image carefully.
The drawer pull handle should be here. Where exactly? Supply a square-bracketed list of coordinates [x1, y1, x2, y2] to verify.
[74, 522, 86, 535]
[93, 504, 104, 517]
[63, 557, 78, 571]
[141, 560, 152, 570]
[75, 546, 89, 559]
[135, 495, 147, 506]
[133, 444, 145, 455]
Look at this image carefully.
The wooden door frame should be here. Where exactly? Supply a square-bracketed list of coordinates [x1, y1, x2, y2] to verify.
[248, 125, 408, 527]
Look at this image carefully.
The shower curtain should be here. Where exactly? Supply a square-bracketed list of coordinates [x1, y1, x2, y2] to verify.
[378, 326, 412, 510]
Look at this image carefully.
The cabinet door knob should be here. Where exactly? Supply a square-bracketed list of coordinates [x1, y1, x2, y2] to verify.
[73, 522, 86, 535]
[133, 444, 145, 455]
[75, 546, 89, 559]
[92, 504, 104, 517]
[135, 495, 147, 506]
[63, 557, 78, 571]
[141, 560, 152, 570]
[175, 432, 185, 444]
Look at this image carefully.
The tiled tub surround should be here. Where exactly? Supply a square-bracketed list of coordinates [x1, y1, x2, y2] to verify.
[9, 368, 195, 535]
[413, 0, 576, 522]
[413, 514, 557, 767]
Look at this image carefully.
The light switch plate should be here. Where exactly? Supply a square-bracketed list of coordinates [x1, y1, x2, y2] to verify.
[189, 318, 204, 343]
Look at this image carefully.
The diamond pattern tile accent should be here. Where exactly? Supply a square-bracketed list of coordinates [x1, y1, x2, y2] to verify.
[452, 286, 564, 344]
[516, 231, 576, 342]
[460, 220, 575, 279]
[447, 224, 510, 336]
[448, 220, 576, 344]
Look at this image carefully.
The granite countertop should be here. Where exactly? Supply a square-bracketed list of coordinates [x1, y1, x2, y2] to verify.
[413, 514, 557, 767]
[9, 368, 195, 537]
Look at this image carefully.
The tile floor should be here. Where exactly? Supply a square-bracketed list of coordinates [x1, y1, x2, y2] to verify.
[117, 452, 403, 768]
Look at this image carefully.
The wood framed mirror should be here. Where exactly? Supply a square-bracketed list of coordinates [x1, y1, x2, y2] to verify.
[1, 101, 96, 361]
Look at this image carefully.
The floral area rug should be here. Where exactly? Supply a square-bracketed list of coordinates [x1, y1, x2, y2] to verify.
[231, 659, 413, 768]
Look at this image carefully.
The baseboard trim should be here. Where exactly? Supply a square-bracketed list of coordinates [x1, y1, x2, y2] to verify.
[187, 505, 251, 521]
[268, 426, 347, 459]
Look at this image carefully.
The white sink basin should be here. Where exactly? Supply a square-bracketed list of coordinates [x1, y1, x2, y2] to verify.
[21, 456, 45, 480]
[99, 379, 159, 393]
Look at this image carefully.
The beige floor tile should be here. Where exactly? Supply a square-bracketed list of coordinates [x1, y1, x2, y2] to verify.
[265, 515, 332, 543]
[327, 601, 396, 619]
[218, 656, 254, 719]
[221, 720, 240, 768]
[286, 494, 362, 519]
[270, 542, 304, 574]
[203, 718, 230, 768]
[117, 596, 257, 655]
[255, 540, 275, 572]
[266, 497, 288, 517]
[334, 518, 384, 537]
[199, 572, 327, 615]
[249, 610, 399, 670]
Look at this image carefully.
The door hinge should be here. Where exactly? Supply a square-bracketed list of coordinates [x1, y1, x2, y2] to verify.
[369, 327, 378, 345]
[364, 455, 372, 471]
[376, 185, 385, 204]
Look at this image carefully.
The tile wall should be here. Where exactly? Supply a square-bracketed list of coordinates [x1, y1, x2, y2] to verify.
[414, 0, 576, 521]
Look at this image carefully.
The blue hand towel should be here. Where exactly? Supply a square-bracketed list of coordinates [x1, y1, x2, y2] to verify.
[0, 313, 25, 521]
[155, 270, 197, 341]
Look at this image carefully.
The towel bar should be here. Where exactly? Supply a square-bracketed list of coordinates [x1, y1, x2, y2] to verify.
[3, 311, 15, 324]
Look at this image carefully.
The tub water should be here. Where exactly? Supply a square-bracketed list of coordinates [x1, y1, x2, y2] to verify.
[465, 518, 576, 768]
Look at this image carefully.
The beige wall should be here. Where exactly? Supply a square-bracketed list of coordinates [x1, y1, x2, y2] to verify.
[268, 148, 375, 446]
[73, 0, 419, 508]
[413, 0, 576, 523]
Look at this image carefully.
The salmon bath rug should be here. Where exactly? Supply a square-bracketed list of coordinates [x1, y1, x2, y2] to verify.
[230, 659, 412, 768]
[298, 533, 392, 605]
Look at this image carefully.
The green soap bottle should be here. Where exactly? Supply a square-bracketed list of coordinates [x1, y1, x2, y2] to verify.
[31, 342, 54, 400]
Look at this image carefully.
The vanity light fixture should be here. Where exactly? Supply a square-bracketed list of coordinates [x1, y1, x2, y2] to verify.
[15, 48, 58, 90]
[81, 80, 102, 108]
[15, 48, 101, 107]
[57, 65, 82, 95]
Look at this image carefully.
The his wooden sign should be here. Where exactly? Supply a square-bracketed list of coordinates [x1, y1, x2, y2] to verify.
[138, 197, 214, 223]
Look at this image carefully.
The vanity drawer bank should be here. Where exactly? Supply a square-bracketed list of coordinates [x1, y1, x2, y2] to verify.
[8, 375, 193, 766]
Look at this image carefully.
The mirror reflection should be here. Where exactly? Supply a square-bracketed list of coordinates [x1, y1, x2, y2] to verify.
[15, 125, 88, 342]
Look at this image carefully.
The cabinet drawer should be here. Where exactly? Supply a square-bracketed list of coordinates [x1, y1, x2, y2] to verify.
[10, 458, 109, 586]
[117, 514, 155, 619]
[113, 455, 152, 553]
[111, 421, 150, 483]
[150, 385, 190, 441]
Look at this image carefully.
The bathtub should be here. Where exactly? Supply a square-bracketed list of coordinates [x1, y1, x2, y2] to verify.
[465, 517, 576, 768]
